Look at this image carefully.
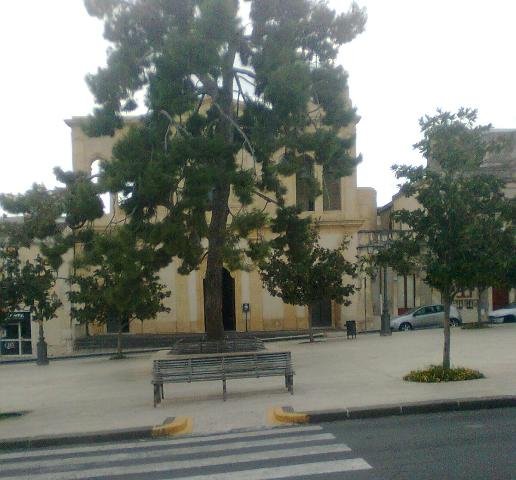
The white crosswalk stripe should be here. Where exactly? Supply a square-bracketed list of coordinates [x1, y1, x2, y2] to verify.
[0, 425, 323, 461]
[0, 424, 373, 479]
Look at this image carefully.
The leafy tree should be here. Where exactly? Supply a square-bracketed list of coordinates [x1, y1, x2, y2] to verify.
[0, 242, 23, 326]
[83, 0, 366, 339]
[69, 226, 171, 358]
[0, 170, 104, 336]
[18, 255, 62, 365]
[387, 108, 513, 369]
[0, 170, 103, 270]
[254, 207, 357, 342]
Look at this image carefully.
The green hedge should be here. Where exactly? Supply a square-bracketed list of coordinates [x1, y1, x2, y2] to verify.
[404, 365, 484, 382]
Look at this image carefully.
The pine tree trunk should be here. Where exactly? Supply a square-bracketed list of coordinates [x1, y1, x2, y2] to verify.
[204, 184, 230, 341]
[203, 47, 236, 341]
[308, 305, 314, 343]
[443, 295, 451, 369]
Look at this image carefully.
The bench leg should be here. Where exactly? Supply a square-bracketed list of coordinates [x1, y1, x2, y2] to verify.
[223, 379, 227, 401]
[161, 384, 164, 400]
[153, 384, 161, 407]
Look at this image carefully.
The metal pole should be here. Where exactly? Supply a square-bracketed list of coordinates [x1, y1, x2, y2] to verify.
[36, 321, 49, 365]
[380, 266, 391, 336]
[364, 277, 367, 332]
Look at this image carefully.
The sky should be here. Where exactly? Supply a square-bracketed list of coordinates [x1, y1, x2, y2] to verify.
[1, 0, 515, 206]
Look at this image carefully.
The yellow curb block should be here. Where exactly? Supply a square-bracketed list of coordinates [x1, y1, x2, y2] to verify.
[267, 407, 309, 425]
[152, 416, 193, 437]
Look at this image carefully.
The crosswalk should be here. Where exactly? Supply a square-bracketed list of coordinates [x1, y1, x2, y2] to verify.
[0, 424, 372, 479]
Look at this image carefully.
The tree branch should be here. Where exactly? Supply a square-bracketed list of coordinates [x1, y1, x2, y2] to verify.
[233, 67, 256, 79]
[253, 190, 279, 206]
[212, 102, 257, 162]
[197, 74, 219, 99]
[234, 73, 253, 106]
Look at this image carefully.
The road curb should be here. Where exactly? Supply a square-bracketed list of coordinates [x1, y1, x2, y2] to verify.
[268, 406, 309, 425]
[152, 416, 193, 437]
[305, 395, 516, 423]
[0, 416, 193, 452]
[269, 396, 516, 425]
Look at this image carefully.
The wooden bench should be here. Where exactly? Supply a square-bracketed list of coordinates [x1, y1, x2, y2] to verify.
[152, 351, 294, 406]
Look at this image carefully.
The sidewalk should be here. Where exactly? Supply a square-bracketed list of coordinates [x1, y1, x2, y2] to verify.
[1, 325, 515, 442]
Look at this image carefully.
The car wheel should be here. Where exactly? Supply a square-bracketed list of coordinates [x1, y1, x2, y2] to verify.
[450, 318, 459, 327]
[505, 315, 516, 323]
[399, 322, 413, 331]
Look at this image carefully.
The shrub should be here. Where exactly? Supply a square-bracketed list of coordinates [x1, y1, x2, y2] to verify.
[404, 365, 484, 382]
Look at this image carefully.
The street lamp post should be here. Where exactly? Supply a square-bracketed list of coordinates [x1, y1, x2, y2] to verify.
[380, 265, 391, 336]
[358, 230, 397, 337]
[36, 320, 49, 365]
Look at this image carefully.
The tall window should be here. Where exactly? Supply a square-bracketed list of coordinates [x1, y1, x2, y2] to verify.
[91, 159, 111, 215]
[323, 166, 341, 211]
[397, 274, 416, 312]
[296, 156, 315, 211]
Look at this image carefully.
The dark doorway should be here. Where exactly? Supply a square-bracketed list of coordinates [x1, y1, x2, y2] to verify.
[492, 288, 509, 310]
[204, 268, 236, 332]
[311, 299, 332, 327]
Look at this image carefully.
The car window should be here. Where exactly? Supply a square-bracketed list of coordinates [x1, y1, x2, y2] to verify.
[415, 306, 432, 315]
[435, 305, 444, 312]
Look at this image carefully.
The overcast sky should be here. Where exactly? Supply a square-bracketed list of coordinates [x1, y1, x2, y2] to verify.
[1, 0, 515, 206]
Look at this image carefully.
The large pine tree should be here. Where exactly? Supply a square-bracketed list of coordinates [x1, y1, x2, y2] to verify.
[83, 0, 366, 339]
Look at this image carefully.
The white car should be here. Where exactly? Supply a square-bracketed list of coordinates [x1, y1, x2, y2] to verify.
[488, 303, 516, 324]
[390, 304, 462, 331]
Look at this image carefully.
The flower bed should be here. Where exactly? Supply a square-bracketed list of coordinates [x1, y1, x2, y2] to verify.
[404, 365, 484, 382]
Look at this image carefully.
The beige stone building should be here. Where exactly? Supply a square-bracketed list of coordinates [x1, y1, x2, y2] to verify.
[370, 128, 516, 323]
[1, 104, 380, 358]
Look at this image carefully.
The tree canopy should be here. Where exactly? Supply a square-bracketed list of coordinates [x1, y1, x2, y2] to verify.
[255, 207, 356, 341]
[83, 0, 367, 338]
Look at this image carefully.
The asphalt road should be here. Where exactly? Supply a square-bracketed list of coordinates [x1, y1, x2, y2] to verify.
[326, 407, 516, 479]
[0, 408, 514, 479]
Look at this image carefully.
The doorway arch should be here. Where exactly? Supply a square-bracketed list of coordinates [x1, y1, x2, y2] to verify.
[203, 268, 236, 332]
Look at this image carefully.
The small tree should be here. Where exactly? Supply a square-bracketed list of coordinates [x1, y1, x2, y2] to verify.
[388, 108, 512, 369]
[0, 172, 104, 336]
[18, 255, 62, 365]
[254, 207, 357, 342]
[69, 227, 170, 358]
[0, 222, 61, 364]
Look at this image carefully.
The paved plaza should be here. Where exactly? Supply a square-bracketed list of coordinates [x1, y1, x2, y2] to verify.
[1, 325, 515, 440]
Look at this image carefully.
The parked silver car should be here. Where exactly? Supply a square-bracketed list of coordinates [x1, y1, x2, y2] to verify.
[390, 304, 462, 331]
[488, 303, 516, 323]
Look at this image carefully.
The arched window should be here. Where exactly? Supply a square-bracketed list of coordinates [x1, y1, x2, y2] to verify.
[91, 159, 111, 215]
[296, 156, 315, 211]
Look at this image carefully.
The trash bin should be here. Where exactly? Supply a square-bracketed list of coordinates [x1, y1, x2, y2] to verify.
[346, 320, 357, 339]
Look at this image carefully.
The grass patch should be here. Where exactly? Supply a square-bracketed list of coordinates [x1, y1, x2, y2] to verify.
[461, 322, 490, 330]
[404, 365, 484, 382]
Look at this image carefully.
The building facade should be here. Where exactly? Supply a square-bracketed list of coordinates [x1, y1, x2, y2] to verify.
[1, 103, 380, 358]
